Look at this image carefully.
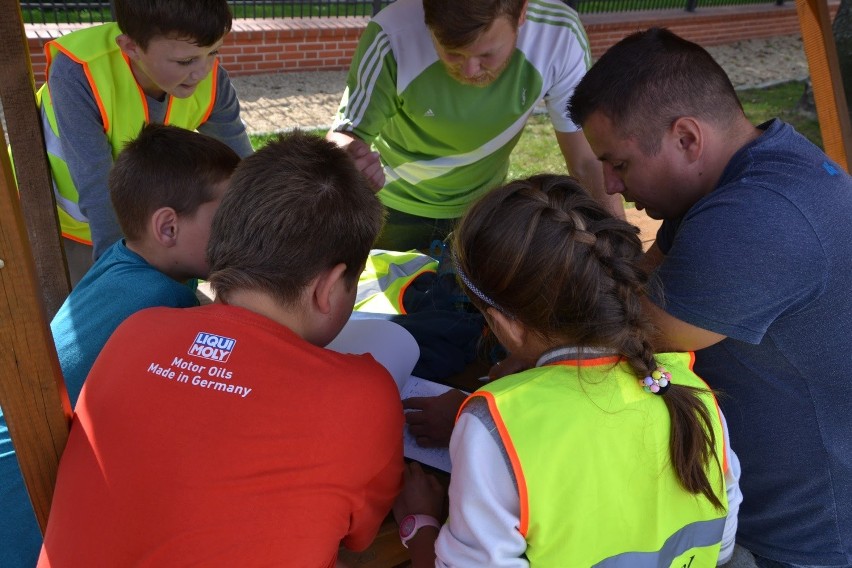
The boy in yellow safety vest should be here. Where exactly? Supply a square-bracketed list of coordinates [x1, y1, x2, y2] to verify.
[34, 0, 253, 286]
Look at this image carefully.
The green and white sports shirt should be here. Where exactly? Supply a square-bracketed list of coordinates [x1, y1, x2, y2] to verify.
[332, 0, 591, 219]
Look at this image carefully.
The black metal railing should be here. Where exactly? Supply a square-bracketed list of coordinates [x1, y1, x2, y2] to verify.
[19, 0, 785, 25]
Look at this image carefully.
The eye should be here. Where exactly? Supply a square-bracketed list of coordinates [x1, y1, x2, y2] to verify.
[611, 161, 626, 171]
[177, 58, 196, 66]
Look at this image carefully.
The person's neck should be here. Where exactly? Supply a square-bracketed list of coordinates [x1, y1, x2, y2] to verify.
[700, 117, 764, 196]
[124, 239, 199, 283]
[125, 238, 184, 282]
[216, 289, 307, 338]
[128, 60, 167, 101]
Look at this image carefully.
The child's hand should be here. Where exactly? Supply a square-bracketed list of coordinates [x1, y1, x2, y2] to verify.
[403, 389, 468, 447]
[392, 462, 445, 524]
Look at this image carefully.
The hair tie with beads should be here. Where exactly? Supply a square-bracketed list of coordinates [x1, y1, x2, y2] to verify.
[640, 366, 671, 395]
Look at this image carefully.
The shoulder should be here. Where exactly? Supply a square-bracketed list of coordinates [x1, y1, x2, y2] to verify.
[214, 63, 236, 90]
[333, 352, 398, 395]
[516, 1, 591, 92]
[518, 0, 589, 50]
[369, 0, 430, 53]
[374, 0, 423, 28]
[684, 120, 852, 255]
[48, 50, 87, 83]
[722, 120, 850, 197]
[92, 248, 198, 309]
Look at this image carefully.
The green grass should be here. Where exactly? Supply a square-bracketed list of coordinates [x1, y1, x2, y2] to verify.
[249, 80, 824, 177]
[20, 2, 382, 24]
[738, 80, 822, 145]
[20, 7, 112, 24]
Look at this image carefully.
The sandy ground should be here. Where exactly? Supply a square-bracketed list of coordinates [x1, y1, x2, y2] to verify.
[231, 34, 811, 134]
[0, 34, 811, 140]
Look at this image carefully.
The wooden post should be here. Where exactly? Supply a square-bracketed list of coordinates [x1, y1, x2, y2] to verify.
[797, 0, 852, 170]
[0, 0, 71, 320]
[0, 114, 72, 533]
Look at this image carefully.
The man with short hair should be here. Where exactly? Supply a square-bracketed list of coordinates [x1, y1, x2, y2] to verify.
[328, 0, 621, 251]
[569, 27, 852, 568]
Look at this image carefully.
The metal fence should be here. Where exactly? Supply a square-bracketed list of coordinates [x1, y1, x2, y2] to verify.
[19, 0, 785, 25]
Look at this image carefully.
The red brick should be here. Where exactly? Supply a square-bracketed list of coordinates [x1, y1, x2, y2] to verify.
[21, 2, 839, 78]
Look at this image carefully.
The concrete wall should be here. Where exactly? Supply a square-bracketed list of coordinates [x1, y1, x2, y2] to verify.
[25, 2, 838, 81]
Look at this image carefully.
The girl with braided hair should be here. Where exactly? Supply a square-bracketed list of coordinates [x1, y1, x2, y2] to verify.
[393, 174, 741, 567]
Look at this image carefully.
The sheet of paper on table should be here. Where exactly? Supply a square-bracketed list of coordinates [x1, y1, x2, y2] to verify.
[327, 317, 455, 473]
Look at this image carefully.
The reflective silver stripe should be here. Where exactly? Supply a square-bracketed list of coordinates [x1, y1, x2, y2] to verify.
[41, 106, 88, 223]
[356, 253, 436, 303]
[592, 517, 725, 568]
[41, 106, 63, 158]
[53, 185, 88, 223]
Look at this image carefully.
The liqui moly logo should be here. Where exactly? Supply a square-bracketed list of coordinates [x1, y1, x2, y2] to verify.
[188, 332, 236, 362]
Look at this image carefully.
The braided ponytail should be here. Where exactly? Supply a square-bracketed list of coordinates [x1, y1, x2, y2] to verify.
[455, 174, 723, 509]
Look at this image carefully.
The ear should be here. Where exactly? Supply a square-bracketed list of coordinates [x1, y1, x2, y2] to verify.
[487, 307, 526, 352]
[115, 34, 142, 60]
[518, 0, 530, 26]
[671, 117, 703, 163]
[150, 207, 179, 248]
[313, 262, 348, 315]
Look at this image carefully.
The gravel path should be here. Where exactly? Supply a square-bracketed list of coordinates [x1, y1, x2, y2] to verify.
[231, 34, 810, 135]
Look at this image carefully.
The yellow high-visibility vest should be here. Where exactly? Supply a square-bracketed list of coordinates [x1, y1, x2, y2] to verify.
[355, 250, 438, 314]
[466, 351, 728, 566]
[37, 22, 218, 244]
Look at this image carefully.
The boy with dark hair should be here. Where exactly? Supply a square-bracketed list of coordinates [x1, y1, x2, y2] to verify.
[0, 124, 239, 568]
[38, 131, 403, 566]
[37, 0, 253, 285]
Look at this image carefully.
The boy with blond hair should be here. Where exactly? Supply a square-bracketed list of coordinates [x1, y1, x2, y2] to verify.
[38, 132, 403, 566]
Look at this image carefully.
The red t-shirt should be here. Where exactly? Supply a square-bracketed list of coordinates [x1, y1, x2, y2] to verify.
[39, 304, 404, 567]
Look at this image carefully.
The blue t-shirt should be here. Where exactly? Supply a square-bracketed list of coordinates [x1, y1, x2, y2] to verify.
[654, 119, 852, 566]
[0, 240, 198, 567]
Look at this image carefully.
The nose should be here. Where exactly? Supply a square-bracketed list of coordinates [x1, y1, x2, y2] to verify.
[461, 57, 481, 78]
[602, 163, 626, 195]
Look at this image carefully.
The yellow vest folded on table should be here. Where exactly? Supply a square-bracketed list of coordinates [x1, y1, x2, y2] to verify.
[355, 250, 438, 315]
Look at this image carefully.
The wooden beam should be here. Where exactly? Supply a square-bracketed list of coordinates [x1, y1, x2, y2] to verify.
[0, 114, 72, 533]
[0, 0, 70, 319]
[797, 0, 852, 170]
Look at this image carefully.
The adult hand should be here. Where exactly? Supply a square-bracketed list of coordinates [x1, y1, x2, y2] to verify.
[392, 462, 445, 524]
[325, 131, 385, 191]
[403, 389, 468, 448]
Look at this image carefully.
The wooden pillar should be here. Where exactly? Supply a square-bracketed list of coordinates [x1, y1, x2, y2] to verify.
[0, 0, 71, 320]
[797, 0, 852, 170]
[0, 96, 72, 534]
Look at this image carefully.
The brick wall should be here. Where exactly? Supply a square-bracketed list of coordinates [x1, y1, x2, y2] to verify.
[25, 2, 838, 82]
